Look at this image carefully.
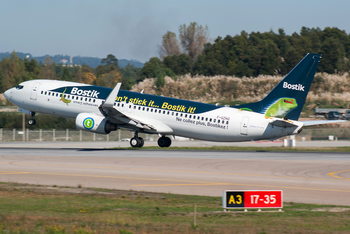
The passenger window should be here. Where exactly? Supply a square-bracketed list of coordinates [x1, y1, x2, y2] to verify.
[193, 115, 196, 119]
[85, 98, 88, 101]
[180, 113, 183, 117]
[121, 104, 124, 107]
[93, 99, 96, 103]
[201, 117, 204, 121]
[45, 91, 47, 95]
[143, 107, 145, 111]
[172, 112, 174, 116]
[41, 91, 43, 94]
[226, 121, 229, 124]
[214, 119, 216, 123]
[218, 120, 220, 123]
[134, 106, 136, 109]
[176, 113, 178, 116]
[159, 110, 161, 113]
[167, 111, 170, 115]
[185, 114, 187, 118]
[80, 97, 83, 101]
[210, 118, 212, 122]
[205, 118, 208, 121]
[147, 108, 149, 111]
[129, 105, 132, 108]
[163, 111, 166, 114]
[138, 106, 141, 110]
[150, 108, 153, 112]
[48, 92, 51, 95]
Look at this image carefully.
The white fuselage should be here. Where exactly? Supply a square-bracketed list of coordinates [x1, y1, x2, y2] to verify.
[4, 80, 303, 142]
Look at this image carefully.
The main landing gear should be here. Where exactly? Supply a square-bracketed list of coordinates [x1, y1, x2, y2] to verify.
[157, 136, 171, 148]
[130, 132, 144, 148]
[129, 132, 172, 148]
[28, 112, 36, 125]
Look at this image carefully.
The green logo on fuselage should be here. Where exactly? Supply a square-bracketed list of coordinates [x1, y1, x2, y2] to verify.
[83, 117, 94, 129]
[59, 87, 71, 106]
[265, 98, 298, 118]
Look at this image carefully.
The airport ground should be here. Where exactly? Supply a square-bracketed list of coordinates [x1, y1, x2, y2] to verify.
[0, 140, 349, 206]
[0, 138, 350, 148]
[0, 140, 349, 233]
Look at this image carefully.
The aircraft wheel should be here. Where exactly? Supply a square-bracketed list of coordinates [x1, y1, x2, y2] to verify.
[139, 137, 144, 147]
[28, 119, 36, 125]
[130, 137, 141, 148]
[158, 137, 171, 147]
[164, 137, 171, 147]
[157, 137, 166, 147]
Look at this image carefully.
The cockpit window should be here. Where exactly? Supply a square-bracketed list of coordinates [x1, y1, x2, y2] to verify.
[16, 85, 24, 90]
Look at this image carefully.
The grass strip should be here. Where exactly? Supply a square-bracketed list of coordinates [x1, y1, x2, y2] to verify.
[0, 183, 349, 233]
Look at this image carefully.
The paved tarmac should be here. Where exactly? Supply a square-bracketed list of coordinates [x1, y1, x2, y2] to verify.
[0, 144, 349, 206]
[0, 139, 349, 148]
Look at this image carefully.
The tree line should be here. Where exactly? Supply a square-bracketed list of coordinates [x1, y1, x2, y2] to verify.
[0, 53, 141, 93]
[1, 25, 350, 94]
[140, 25, 350, 89]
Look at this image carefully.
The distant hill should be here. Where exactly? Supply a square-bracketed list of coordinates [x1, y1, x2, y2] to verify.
[0, 52, 144, 68]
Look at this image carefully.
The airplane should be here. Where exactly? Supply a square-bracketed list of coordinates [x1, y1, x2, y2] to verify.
[3, 53, 342, 148]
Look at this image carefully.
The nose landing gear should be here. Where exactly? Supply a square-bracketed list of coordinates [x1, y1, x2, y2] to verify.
[28, 112, 36, 125]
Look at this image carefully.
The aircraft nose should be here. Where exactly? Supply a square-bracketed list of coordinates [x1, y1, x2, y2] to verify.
[4, 89, 12, 100]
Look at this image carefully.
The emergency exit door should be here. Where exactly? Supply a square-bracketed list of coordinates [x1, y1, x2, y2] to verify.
[240, 117, 250, 135]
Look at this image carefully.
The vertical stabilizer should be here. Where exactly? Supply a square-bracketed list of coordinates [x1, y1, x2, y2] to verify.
[235, 53, 321, 120]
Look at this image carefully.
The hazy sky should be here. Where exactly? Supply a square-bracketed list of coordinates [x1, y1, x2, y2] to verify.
[1, 0, 349, 62]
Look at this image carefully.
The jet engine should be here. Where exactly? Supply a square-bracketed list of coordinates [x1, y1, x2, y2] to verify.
[75, 113, 118, 134]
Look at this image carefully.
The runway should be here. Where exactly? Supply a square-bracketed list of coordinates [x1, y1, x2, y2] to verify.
[0, 147, 349, 206]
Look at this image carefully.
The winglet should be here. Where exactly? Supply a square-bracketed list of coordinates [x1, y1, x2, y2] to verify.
[103, 83, 121, 108]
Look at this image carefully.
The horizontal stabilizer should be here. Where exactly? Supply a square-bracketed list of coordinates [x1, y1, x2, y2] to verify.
[301, 120, 346, 126]
[270, 119, 298, 128]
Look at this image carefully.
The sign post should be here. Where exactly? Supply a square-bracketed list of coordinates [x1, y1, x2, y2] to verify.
[223, 190, 283, 211]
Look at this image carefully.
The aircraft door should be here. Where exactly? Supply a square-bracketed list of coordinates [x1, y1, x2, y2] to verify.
[30, 82, 41, 100]
[240, 116, 250, 135]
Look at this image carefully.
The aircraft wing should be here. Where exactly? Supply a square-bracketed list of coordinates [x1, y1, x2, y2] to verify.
[98, 83, 158, 131]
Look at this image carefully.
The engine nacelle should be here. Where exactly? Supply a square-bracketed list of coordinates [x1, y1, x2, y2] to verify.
[75, 113, 117, 134]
